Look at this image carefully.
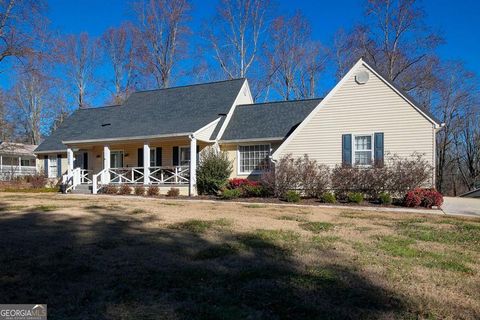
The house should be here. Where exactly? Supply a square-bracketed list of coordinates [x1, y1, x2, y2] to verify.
[34, 59, 443, 195]
[0, 142, 38, 179]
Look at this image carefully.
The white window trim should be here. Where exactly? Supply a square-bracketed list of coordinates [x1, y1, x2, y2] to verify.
[48, 155, 58, 178]
[237, 143, 271, 175]
[352, 133, 375, 167]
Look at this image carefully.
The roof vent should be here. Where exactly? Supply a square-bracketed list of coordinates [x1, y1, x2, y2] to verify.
[218, 113, 227, 116]
[355, 71, 369, 84]
[101, 123, 111, 127]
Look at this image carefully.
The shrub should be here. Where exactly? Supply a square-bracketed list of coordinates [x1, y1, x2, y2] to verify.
[321, 192, 336, 204]
[103, 184, 119, 194]
[261, 154, 330, 198]
[147, 185, 159, 197]
[403, 190, 422, 207]
[167, 187, 180, 197]
[228, 178, 259, 189]
[242, 184, 266, 197]
[197, 149, 232, 195]
[403, 188, 443, 208]
[284, 190, 301, 203]
[332, 153, 433, 199]
[347, 192, 364, 204]
[118, 184, 132, 195]
[221, 188, 241, 200]
[134, 185, 145, 196]
[378, 192, 392, 205]
[28, 174, 48, 189]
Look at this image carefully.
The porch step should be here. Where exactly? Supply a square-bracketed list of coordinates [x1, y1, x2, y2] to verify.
[71, 184, 93, 194]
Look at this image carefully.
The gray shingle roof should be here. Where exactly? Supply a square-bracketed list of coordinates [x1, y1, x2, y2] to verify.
[220, 99, 322, 142]
[35, 79, 246, 152]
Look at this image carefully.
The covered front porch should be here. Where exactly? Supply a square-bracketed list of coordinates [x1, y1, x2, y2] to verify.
[64, 135, 211, 196]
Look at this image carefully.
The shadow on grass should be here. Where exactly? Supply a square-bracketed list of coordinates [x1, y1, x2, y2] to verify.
[0, 205, 412, 319]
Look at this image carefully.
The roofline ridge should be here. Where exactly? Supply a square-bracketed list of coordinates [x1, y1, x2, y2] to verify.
[130, 78, 247, 95]
[237, 97, 323, 107]
[78, 104, 122, 110]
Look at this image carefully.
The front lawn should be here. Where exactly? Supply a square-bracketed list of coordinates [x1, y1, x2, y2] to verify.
[0, 193, 478, 319]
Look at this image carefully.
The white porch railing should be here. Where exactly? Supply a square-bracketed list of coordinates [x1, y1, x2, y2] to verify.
[80, 169, 93, 184]
[91, 166, 190, 194]
[0, 166, 37, 179]
[149, 166, 189, 184]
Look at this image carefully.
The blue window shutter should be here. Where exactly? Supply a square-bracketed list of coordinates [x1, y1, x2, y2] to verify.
[172, 147, 179, 166]
[57, 155, 62, 177]
[44, 156, 48, 176]
[196, 145, 200, 165]
[374, 132, 384, 166]
[342, 134, 352, 166]
[156, 147, 162, 166]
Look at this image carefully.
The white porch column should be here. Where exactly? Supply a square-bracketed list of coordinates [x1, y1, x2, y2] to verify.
[103, 145, 110, 184]
[0, 155, 2, 173]
[67, 148, 74, 178]
[143, 143, 150, 185]
[18, 156, 21, 174]
[189, 135, 197, 196]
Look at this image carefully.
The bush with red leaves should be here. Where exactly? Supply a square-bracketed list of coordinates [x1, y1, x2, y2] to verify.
[227, 178, 259, 189]
[403, 188, 443, 208]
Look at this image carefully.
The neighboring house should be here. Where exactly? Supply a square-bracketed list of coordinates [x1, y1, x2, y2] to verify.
[0, 142, 38, 180]
[34, 59, 443, 195]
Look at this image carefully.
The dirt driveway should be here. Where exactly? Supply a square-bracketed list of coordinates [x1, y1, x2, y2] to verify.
[442, 197, 480, 217]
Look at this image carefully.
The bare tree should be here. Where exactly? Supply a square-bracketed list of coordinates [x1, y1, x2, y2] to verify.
[434, 62, 476, 193]
[133, 0, 190, 89]
[333, 0, 442, 94]
[61, 33, 99, 109]
[265, 12, 327, 100]
[454, 104, 480, 192]
[0, 0, 45, 68]
[101, 24, 137, 104]
[207, 0, 270, 79]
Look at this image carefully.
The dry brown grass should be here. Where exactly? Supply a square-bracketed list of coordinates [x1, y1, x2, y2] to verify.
[0, 192, 479, 319]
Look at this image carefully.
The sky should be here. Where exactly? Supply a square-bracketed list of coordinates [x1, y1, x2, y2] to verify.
[9, 0, 480, 106]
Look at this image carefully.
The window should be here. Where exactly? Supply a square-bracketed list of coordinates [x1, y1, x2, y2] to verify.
[179, 147, 190, 166]
[238, 144, 270, 174]
[354, 135, 373, 166]
[48, 155, 57, 178]
[110, 151, 124, 168]
[150, 149, 156, 167]
[21, 159, 35, 167]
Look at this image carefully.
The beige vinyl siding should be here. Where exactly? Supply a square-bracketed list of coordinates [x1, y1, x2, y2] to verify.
[195, 119, 220, 141]
[221, 142, 281, 179]
[276, 64, 435, 183]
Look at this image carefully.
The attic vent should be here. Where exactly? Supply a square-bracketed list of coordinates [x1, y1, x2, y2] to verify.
[355, 71, 369, 84]
[101, 123, 111, 127]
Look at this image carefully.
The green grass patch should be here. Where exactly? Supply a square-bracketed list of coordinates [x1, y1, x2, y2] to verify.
[162, 202, 184, 206]
[422, 253, 473, 273]
[299, 221, 334, 233]
[309, 235, 339, 249]
[243, 204, 266, 209]
[32, 205, 58, 212]
[194, 243, 242, 260]
[277, 215, 308, 222]
[238, 229, 300, 250]
[396, 220, 480, 247]
[169, 218, 232, 233]
[375, 235, 420, 258]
